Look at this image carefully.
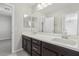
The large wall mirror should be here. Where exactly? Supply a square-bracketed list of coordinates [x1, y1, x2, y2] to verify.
[23, 13, 79, 36]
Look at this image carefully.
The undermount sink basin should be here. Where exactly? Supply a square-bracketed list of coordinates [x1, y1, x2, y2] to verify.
[52, 38, 77, 46]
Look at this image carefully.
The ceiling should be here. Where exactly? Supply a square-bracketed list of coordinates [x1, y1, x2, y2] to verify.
[0, 3, 79, 16]
[0, 3, 12, 16]
[33, 3, 79, 16]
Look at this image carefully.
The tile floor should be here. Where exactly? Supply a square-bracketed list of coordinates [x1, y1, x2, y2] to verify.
[9, 50, 30, 56]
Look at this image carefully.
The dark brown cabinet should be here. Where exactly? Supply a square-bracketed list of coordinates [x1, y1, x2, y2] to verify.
[22, 35, 32, 54]
[22, 37, 27, 50]
[31, 38, 42, 56]
[32, 39, 41, 45]
[42, 41, 79, 56]
[22, 35, 79, 56]
[32, 50, 40, 56]
[32, 43, 40, 54]
[42, 47, 57, 56]
[42, 41, 60, 56]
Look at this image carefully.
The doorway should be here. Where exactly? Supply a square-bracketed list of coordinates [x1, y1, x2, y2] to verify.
[0, 3, 14, 56]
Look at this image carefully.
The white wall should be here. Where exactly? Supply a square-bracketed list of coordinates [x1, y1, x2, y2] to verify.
[12, 3, 33, 52]
[0, 14, 11, 40]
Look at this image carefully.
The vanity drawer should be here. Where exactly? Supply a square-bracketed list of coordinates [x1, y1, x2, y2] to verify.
[22, 35, 31, 40]
[32, 50, 40, 56]
[32, 43, 41, 54]
[32, 38, 41, 45]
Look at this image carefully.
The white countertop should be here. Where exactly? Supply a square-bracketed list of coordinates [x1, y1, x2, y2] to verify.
[22, 32, 79, 52]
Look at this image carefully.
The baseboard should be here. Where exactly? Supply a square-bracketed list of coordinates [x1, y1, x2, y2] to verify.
[13, 48, 23, 53]
[0, 38, 11, 40]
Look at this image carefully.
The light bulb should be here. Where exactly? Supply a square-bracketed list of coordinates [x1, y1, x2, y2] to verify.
[24, 14, 28, 18]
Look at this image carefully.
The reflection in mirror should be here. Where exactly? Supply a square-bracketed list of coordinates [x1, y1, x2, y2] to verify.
[34, 16, 54, 33]
[23, 15, 55, 33]
[43, 17, 54, 33]
[24, 15, 38, 32]
[34, 16, 43, 32]
[24, 16, 32, 28]
[62, 13, 78, 36]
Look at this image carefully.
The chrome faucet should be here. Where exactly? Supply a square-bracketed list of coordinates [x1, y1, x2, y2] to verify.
[62, 32, 68, 39]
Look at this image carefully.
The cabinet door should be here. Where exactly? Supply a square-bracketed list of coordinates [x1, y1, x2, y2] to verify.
[22, 35, 31, 54]
[22, 37, 27, 50]
[42, 47, 57, 56]
[26, 39, 31, 54]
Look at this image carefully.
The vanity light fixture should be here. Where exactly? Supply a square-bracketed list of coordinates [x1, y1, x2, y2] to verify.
[37, 3, 52, 10]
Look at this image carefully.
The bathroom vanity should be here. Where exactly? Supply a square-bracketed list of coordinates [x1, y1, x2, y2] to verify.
[22, 33, 79, 56]
[23, 11, 79, 56]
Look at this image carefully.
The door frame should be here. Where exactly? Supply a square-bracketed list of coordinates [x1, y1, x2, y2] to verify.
[4, 3, 15, 53]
